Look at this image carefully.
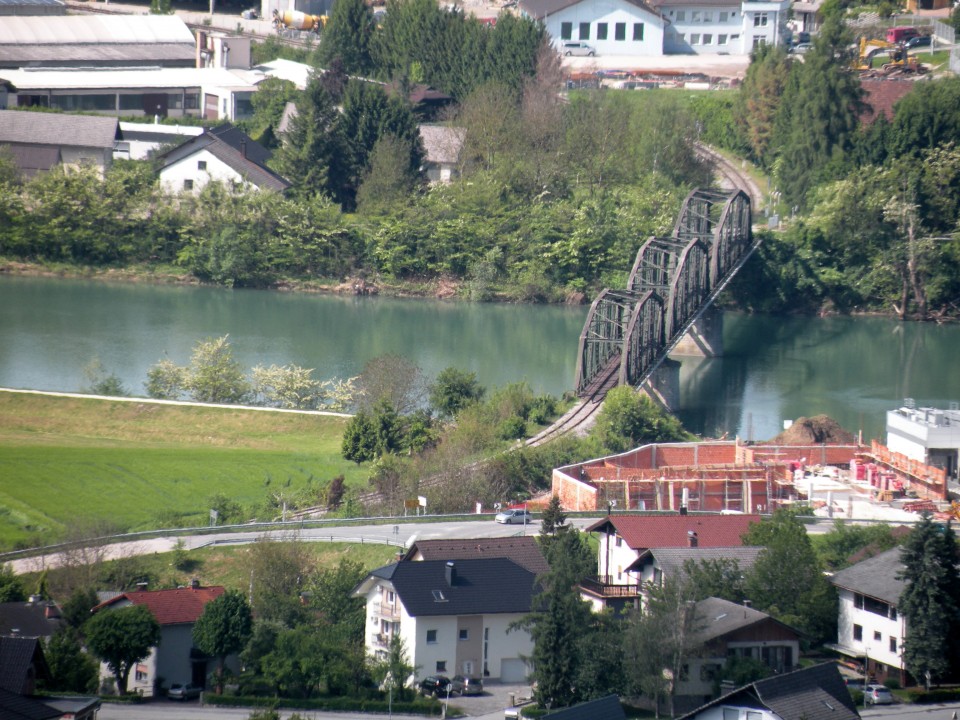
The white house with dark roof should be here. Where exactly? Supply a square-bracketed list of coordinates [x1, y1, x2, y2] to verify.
[677, 662, 860, 720]
[353, 558, 537, 682]
[829, 547, 907, 686]
[0, 109, 119, 177]
[418, 125, 465, 184]
[519, 0, 789, 55]
[157, 123, 290, 194]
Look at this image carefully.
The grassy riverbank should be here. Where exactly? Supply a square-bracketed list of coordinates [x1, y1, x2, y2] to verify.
[0, 392, 365, 550]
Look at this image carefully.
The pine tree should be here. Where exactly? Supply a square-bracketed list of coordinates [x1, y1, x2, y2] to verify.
[898, 515, 960, 688]
[317, 0, 374, 75]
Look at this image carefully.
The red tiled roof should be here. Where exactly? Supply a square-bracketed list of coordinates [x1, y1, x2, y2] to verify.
[95, 586, 225, 625]
[858, 78, 916, 124]
[587, 514, 762, 550]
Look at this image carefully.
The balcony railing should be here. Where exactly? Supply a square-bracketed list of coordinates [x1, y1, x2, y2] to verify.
[372, 633, 391, 648]
[373, 601, 401, 619]
[580, 576, 642, 598]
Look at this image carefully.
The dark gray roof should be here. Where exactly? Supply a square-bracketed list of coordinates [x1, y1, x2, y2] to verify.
[403, 537, 550, 576]
[0, 602, 63, 638]
[679, 663, 860, 720]
[0, 44, 195, 66]
[0, 0, 64, 6]
[690, 597, 798, 645]
[830, 547, 904, 605]
[158, 123, 290, 192]
[0, 636, 47, 695]
[519, 0, 660, 20]
[373, 559, 538, 617]
[544, 695, 625, 720]
[0, 110, 119, 148]
[0, 688, 60, 720]
[630, 546, 763, 575]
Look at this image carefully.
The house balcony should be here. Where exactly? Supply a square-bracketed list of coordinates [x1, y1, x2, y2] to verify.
[371, 632, 392, 648]
[373, 601, 401, 619]
[580, 575, 642, 598]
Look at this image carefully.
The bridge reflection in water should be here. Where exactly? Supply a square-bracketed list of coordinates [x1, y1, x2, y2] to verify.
[574, 188, 755, 404]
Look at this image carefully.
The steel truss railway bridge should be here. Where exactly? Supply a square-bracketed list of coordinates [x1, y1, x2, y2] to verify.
[575, 187, 755, 401]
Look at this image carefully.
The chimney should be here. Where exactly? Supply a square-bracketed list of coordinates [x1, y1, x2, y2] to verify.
[743, 599, 752, 608]
[445, 561, 456, 587]
[44, 603, 60, 620]
[687, 531, 698, 548]
[240, 140, 247, 159]
[27, 594, 42, 604]
[136, 581, 148, 591]
[190, 578, 200, 590]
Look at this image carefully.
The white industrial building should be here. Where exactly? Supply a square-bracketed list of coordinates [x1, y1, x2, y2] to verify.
[886, 403, 960, 479]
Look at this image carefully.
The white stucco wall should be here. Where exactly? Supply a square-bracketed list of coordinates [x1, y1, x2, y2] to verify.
[597, 531, 642, 584]
[542, 0, 665, 56]
[693, 705, 779, 720]
[661, 5, 744, 54]
[836, 588, 905, 671]
[159, 147, 246, 194]
[739, 0, 789, 51]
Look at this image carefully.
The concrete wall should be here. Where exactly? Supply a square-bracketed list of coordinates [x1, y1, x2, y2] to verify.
[160, 147, 245, 194]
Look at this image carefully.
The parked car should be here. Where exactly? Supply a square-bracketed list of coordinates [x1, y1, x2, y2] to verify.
[419, 675, 452, 697]
[495, 508, 532, 524]
[451, 675, 484, 695]
[906, 34, 932, 48]
[789, 42, 814, 54]
[561, 41, 596, 57]
[168, 683, 202, 700]
[843, 678, 865, 692]
[864, 684, 894, 705]
[886, 26, 919, 43]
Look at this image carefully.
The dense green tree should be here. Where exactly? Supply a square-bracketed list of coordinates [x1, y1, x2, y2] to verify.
[624, 576, 704, 718]
[575, 609, 626, 700]
[813, 521, 899, 571]
[773, 8, 863, 210]
[193, 590, 253, 694]
[246, 537, 313, 627]
[681, 557, 747, 603]
[260, 624, 367, 697]
[85, 605, 161, 695]
[593, 387, 690, 453]
[356, 354, 426, 414]
[61, 587, 98, 630]
[370, 634, 415, 701]
[539, 494, 567, 538]
[742, 509, 837, 644]
[0, 565, 25, 603]
[342, 410, 377, 464]
[243, 77, 299, 148]
[519, 528, 595, 709]
[898, 515, 960, 688]
[317, 0, 374, 75]
[307, 559, 367, 642]
[42, 627, 98, 693]
[735, 43, 791, 168]
[186, 335, 252, 404]
[888, 77, 960, 160]
[270, 76, 347, 200]
[356, 133, 424, 214]
[429, 367, 485, 418]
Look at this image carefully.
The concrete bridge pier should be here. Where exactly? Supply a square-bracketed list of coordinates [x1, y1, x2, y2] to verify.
[670, 308, 724, 357]
[641, 358, 681, 412]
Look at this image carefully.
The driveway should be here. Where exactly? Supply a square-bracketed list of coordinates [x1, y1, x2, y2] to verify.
[442, 681, 534, 719]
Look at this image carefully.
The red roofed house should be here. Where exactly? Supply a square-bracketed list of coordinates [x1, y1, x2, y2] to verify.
[91, 580, 227, 696]
[581, 513, 761, 611]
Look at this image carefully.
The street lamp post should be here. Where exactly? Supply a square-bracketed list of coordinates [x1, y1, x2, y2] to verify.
[863, 647, 870, 709]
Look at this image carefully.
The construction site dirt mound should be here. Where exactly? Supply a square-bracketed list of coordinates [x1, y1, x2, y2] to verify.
[770, 415, 856, 445]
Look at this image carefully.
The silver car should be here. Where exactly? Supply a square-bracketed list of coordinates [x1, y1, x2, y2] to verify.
[561, 41, 596, 57]
[495, 508, 532, 524]
[864, 684, 894, 705]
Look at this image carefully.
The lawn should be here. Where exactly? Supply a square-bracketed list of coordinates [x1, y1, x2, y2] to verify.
[0, 392, 366, 550]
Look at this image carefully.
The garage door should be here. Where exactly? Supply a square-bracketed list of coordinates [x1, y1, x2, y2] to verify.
[500, 658, 528, 683]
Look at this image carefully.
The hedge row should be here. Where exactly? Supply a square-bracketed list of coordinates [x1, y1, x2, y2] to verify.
[905, 688, 960, 704]
[203, 693, 455, 716]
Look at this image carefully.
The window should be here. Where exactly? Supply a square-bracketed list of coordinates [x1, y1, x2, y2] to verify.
[615, 536, 622, 547]
[703, 11, 712, 21]
[459, 629, 469, 640]
[617, 565, 622, 580]
[691, 10, 701, 21]
[436, 661, 447, 672]
[719, 11, 728, 21]
[633, 23, 644, 40]
[723, 709, 739, 720]
[752, 36, 766, 48]
[874, 630, 882, 642]
[119, 94, 145, 111]
[184, 93, 200, 110]
[853, 624, 863, 642]
[691, 33, 701, 44]
[615, 22, 626, 40]
[753, 12, 768, 27]
[701, 663, 721, 681]
[730, 33, 739, 40]
[579, 22, 590, 39]
[854, 594, 864, 609]
[198, 161, 207, 171]
[747, 713, 762, 720]
[560, 21, 572, 39]
[703, 33, 712, 44]
[719, 34, 728, 44]
[427, 630, 438, 644]
[675, 10, 685, 20]
[597, 22, 608, 39]
[388, 591, 395, 604]
[183, 179, 194, 191]
[889, 607, 898, 620]
[890, 637, 897, 653]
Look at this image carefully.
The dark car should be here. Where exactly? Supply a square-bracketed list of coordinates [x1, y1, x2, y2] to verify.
[906, 35, 932, 48]
[452, 675, 484, 695]
[419, 675, 452, 697]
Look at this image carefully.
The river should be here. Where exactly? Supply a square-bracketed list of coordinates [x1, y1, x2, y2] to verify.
[2, 275, 960, 443]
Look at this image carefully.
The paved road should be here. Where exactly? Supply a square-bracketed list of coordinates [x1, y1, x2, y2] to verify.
[863, 699, 960, 720]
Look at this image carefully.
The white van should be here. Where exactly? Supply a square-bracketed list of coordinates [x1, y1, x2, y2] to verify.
[561, 41, 596, 56]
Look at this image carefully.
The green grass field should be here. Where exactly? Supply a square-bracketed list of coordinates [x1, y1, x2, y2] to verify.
[0, 392, 366, 550]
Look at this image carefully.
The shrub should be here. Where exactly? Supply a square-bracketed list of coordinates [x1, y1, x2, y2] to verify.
[497, 416, 527, 440]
